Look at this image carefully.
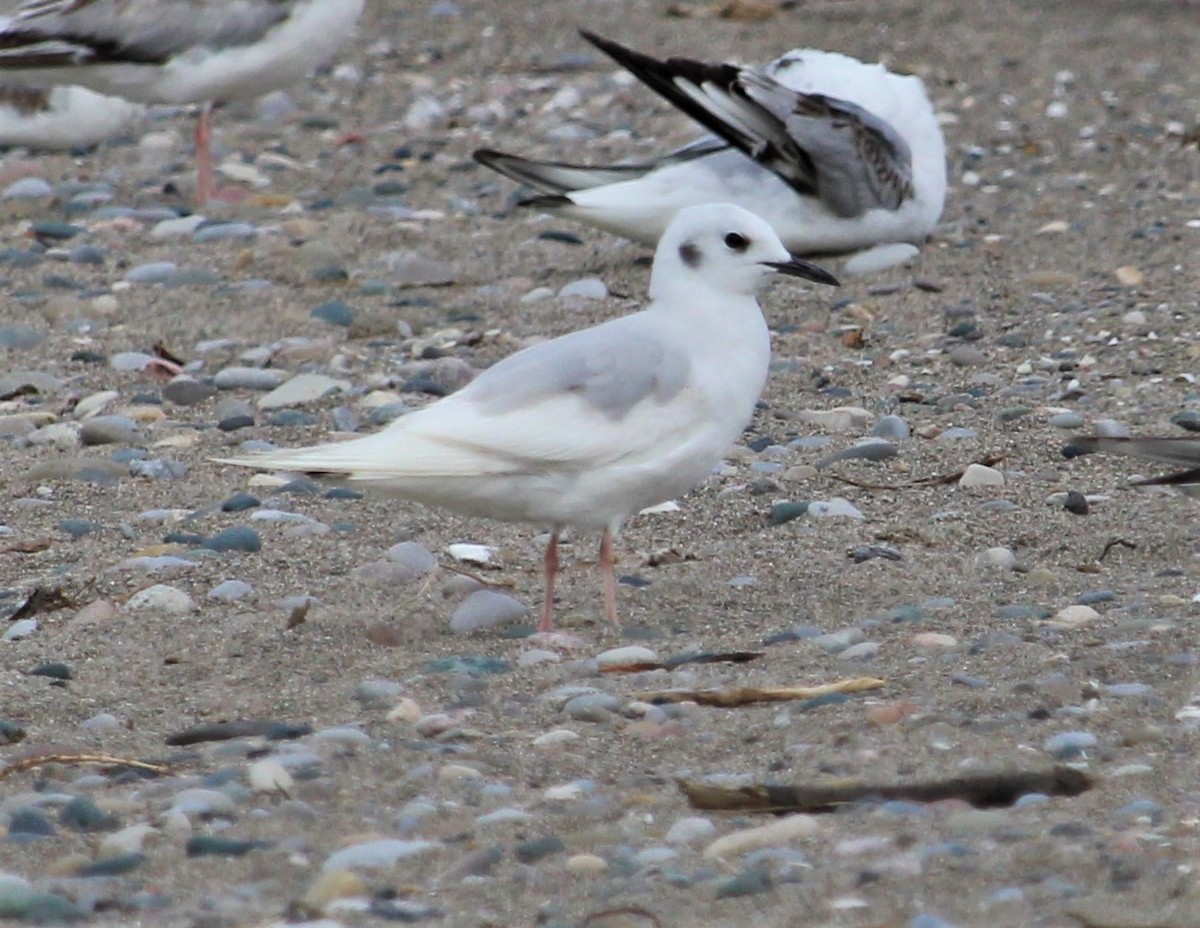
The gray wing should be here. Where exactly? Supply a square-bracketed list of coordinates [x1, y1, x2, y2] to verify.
[582, 31, 914, 216]
[1069, 436, 1200, 491]
[471, 315, 691, 422]
[0, 0, 292, 66]
[474, 138, 729, 197]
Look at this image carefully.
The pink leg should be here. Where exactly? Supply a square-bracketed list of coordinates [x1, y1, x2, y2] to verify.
[599, 528, 620, 628]
[194, 102, 214, 206]
[538, 529, 560, 633]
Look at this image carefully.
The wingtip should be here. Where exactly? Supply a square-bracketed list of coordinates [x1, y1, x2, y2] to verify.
[519, 193, 573, 209]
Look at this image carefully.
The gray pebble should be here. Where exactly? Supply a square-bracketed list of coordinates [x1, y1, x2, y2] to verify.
[79, 415, 138, 445]
[450, 590, 527, 634]
[0, 326, 43, 350]
[355, 679, 403, 708]
[563, 692, 621, 722]
[558, 277, 608, 300]
[1044, 730, 1097, 759]
[208, 579, 253, 601]
[385, 541, 438, 577]
[125, 260, 178, 283]
[214, 367, 284, 391]
[204, 526, 262, 553]
[162, 376, 216, 406]
[312, 300, 356, 327]
[838, 641, 880, 661]
[871, 414, 910, 440]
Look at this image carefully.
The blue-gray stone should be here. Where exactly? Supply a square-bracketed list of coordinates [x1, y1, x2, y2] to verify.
[8, 808, 55, 837]
[217, 414, 255, 431]
[221, 493, 260, 513]
[513, 835, 565, 864]
[204, 526, 262, 553]
[1044, 731, 1097, 759]
[267, 410, 318, 427]
[311, 300, 356, 327]
[68, 244, 106, 265]
[77, 853, 144, 877]
[0, 326, 43, 349]
[768, 501, 809, 526]
[32, 220, 83, 240]
[185, 835, 271, 857]
[125, 261, 178, 283]
[58, 518, 94, 538]
[60, 796, 118, 832]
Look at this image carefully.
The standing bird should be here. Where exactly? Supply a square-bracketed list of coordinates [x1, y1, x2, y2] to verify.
[0, 0, 366, 203]
[214, 203, 839, 634]
[1067, 436, 1200, 498]
[476, 32, 946, 258]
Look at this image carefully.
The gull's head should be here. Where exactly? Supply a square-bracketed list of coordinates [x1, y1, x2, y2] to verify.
[650, 203, 839, 299]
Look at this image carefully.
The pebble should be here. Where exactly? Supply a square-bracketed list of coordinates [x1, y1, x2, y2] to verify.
[595, 645, 658, 668]
[704, 814, 818, 859]
[79, 415, 139, 446]
[959, 463, 1005, 487]
[564, 692, 621, 722]
[161, 376, 216, 406]
[976, 546, 1018, 571]
[1050, 605, 1100, 629]
[450, 590, 527, 634]
[203, 526, 262, 553]
[208, 579, 253, 601]
[125, 584, 196, 614]
[558, 277, 608, 300]
[384, 541, 438, 577]
[321, 839, 436, 872]
[257, 373, 351, 409]
[1044, 730, 1098, 759]
[214, 367, 285, 391]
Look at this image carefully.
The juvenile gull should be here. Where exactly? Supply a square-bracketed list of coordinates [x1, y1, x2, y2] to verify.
[0, 83, 143, 148]
[214, 203, 839, 633]
[0, 0, 366, 202]
[1069, 436, 1200, 498]
[476, 32, 946, 258]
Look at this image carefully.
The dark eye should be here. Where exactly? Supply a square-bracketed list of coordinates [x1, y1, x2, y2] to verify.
[724, 232, 749, 251]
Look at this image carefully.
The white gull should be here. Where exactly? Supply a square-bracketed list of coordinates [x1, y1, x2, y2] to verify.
[213, 203, 839, 634]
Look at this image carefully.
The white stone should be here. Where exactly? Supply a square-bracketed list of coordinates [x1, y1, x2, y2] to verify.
[595, 645, 659, 668]
[126, 584, 197, 614]
[257, 373, 351, 410]
[959, 463, 1005, 487]
[249, 759, 294, 794]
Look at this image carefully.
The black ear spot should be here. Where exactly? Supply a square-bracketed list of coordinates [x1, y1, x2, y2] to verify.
[678, 242, 702, 268]
[724, 232, 749, 252]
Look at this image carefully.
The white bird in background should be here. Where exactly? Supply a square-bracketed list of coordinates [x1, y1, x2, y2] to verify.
[1069, 436, 1200, 498]
[214, 203, 839, 634]
[476, 31, 946, 259]
[0, 0, 366, 203]
[0, 82, 143, 149]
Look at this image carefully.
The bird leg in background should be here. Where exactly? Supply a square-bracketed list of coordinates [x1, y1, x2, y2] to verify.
[538, 529, 561, 633]
[600, 527, 619, 627]
[194, 102, 214, 205]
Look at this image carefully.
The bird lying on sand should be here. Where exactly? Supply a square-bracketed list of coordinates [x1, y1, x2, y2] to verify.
[475, 31, 946, 258]
[214, 203, 839, 633]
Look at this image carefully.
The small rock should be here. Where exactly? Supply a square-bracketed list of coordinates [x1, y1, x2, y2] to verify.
[450, 590, 527, 634]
